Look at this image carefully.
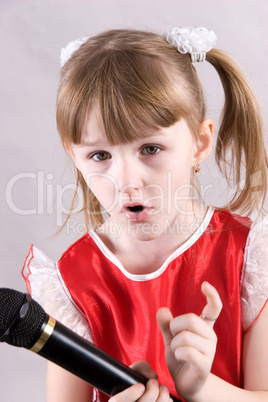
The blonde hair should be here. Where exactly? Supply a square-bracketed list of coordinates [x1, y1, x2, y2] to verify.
[56, 29, 267, 229]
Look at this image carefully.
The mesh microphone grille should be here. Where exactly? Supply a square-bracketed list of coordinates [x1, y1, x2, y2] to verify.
[0, 288, 47, 348]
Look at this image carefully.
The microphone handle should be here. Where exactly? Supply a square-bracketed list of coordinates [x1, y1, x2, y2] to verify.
[35, 316, 182, 401]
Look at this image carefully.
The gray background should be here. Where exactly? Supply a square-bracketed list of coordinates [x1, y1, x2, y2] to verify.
[1, 0, 267, 401]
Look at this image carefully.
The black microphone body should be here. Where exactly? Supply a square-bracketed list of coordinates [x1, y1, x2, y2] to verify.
[37, 316, 155, 396]
[0, 288, 182, 401]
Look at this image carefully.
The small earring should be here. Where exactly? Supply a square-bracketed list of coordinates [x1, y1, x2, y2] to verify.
[194, 164, 200, 173]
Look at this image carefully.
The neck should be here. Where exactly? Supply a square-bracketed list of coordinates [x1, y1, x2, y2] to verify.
[96, 203, 209, 275]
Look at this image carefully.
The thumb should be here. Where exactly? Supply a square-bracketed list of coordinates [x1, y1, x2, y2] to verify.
[200, 281, 222, 327]
[156, 307, 174, 346]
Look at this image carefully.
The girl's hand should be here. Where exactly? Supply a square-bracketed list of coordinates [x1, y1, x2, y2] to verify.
[109, 361, 173, 402]
[157, 282, 222, 400]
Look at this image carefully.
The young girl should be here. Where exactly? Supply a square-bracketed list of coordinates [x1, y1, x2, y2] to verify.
[22, 27, 268, 402]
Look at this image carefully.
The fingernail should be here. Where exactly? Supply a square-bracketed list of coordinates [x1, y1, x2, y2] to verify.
[160, 385, 169, 393]
[148, 378, 159, 388]
[205, 281, 214, 289]
[137, 383, 146, 393]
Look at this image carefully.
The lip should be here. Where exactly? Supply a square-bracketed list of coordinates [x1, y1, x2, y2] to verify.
[122, 203, 152, 223]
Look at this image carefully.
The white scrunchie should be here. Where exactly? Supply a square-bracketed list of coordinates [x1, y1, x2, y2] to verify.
[163, 27, 217, 62]
[60, 36, 89, 67]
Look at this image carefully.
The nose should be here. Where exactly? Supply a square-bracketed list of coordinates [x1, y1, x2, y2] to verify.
[113, 157, 144, 196]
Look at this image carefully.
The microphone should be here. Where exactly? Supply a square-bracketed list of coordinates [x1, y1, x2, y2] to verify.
[0, 288, 182, 401]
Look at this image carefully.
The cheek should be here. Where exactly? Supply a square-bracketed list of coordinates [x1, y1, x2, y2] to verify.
[82, 172, 119, 212]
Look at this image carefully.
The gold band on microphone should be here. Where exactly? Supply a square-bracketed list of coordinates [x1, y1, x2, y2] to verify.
[30, 316, 56, 353]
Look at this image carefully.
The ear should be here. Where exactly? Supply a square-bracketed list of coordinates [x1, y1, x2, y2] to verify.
[192, 118, 214, 166]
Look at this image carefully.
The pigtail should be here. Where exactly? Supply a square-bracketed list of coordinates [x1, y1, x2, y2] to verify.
[206, 49, 268, 215]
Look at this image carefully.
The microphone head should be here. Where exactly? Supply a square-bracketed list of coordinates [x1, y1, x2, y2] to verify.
[0, 288, 46, 349]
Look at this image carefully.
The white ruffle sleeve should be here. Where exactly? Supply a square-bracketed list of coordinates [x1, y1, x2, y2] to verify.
[22, 245, 92, 342]
[241, 215, 268, 332]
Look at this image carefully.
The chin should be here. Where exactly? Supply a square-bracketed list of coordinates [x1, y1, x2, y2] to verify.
[127, 221, 166, 242]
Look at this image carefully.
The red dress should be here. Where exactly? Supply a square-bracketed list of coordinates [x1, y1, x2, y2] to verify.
[37, 209, 250, 401]
[24, 208, 268, 400]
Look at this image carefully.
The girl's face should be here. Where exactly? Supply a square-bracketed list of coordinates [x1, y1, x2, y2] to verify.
[70, 106, 212, 241]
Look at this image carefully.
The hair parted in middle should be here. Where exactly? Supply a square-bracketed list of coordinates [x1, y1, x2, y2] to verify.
[56, 28, 267, 229]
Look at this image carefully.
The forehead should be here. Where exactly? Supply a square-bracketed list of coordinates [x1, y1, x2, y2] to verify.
[80, 106, 106, 145]
[80, 104, 160, 146]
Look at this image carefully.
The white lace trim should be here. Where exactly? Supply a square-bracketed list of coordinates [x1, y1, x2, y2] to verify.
[241, 215, 268, 332]
[22, 246, 92, 341]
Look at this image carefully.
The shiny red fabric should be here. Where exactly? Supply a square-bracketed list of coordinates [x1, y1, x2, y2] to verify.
[58, 210, 251, 401]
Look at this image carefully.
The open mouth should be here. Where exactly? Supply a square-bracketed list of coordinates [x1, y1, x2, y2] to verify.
[123, 204, 150, 222]
[127, 205, 146, 213]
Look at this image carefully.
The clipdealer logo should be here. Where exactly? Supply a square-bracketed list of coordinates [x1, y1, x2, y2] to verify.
[5, 169, 264, 234]
[5, 170, 215, 234]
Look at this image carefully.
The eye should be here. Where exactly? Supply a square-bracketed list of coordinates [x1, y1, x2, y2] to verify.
[90, 151, 111, 161]
[141, 145, 161, 156]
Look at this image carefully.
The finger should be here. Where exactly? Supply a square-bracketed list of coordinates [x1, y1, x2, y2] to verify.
[157, 385, 173, 402]
[170, 327, 216, 357]
[138, 378, 161, 402]
[170, 344, 212, 374]
[156, 307, 174, 347]
[200, 282, 222, 327]
[139, 379, 172, 402]
[109, 383, 145, 402]
[130, 361, 158, 379]
[169, 313, 212, 339]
